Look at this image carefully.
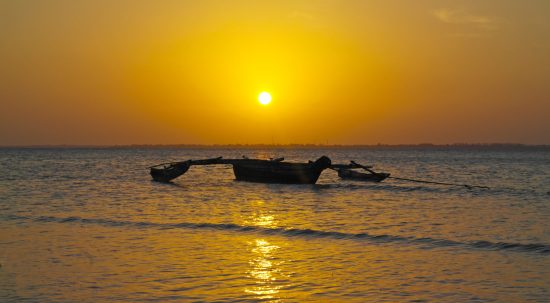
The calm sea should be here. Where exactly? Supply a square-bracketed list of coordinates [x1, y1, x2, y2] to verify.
[1, 148, 549, 302]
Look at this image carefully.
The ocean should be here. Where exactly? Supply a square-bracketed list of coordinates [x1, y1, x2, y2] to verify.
[1, 148, 549, 302]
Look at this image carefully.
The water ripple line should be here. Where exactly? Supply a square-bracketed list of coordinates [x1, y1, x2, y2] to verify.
[2, 214, 549, 255]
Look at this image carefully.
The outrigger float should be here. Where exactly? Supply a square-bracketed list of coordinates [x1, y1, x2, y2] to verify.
[149, 156, 389, 184]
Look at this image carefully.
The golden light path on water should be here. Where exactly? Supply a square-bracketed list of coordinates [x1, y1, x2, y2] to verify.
[244, 200, 284, 301]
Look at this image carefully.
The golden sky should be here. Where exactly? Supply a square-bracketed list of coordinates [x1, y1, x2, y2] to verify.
[1, 0, 549, 145]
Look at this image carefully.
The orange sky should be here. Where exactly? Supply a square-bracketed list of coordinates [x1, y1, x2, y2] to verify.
[1, 0, 549, 145]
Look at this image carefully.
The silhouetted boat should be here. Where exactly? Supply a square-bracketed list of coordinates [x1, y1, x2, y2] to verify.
[232, 156, 332, 184]
[149, 157, 488, 188]
[337, 168, 390, 182]
[149, 156, 332, 184]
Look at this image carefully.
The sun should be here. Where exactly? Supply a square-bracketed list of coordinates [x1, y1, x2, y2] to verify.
[258, 92, 272, 105]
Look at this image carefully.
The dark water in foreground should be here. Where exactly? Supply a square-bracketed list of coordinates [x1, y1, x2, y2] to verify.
[1, 148, 549, 302]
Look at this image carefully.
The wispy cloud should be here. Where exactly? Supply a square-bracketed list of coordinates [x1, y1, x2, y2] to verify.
[433, 8, 498, 31]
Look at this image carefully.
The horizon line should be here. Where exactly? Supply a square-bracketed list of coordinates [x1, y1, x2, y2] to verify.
[1, 143, 549, 149]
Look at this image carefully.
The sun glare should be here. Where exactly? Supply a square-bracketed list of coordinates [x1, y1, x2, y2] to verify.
[258, 92, 272, 105]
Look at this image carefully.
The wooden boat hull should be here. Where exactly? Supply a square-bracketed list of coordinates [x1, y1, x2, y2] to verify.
[337, 169, 390, 182]
[232, 156, 331, 184]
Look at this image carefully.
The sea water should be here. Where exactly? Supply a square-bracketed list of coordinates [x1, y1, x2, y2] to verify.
[1, 148, 549, 302]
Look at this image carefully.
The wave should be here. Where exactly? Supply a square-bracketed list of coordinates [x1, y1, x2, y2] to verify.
[3, 214, 549, 255]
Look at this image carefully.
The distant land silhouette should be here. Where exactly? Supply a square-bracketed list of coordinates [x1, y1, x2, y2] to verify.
[2, 143, 549, 151]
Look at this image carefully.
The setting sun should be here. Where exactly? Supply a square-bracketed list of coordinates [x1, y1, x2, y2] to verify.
[258, 92, 272, 105]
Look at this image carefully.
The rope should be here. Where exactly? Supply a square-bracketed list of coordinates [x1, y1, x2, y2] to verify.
[388, 176, 490, 189]
[343, 161, 490, 189]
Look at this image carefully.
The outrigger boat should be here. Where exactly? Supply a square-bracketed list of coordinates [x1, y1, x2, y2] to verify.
[150, 156, 391, 184]
[150, 156, 334, 184]
[150, 157, 488, 188]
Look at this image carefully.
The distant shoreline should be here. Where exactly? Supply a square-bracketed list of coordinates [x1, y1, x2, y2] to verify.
[1, 143, 549, 151]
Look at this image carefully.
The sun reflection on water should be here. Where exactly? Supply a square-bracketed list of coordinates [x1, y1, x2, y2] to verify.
[244, 201, 285, 301]
[245, 239, 282, 300]
[243, 200, 279, 228]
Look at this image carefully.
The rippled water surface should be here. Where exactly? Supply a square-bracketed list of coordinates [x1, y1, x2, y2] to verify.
[1, 148, 549, 302]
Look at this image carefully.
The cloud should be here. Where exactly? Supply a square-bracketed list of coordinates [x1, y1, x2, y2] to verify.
[433, 8, 498, 31]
